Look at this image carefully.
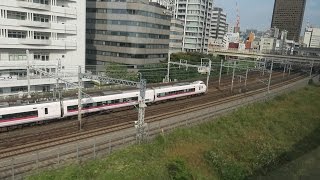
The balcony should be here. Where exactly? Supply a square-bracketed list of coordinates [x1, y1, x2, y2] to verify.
[51, 23, 77, 34]
[0, 60, 59, 70]
[51, 6, 77, 18]
[0, 37, 77, 50]
[18, 21, 51, 28]
[19, 39, 51, 45]
[17, 1, 51, 11]
[51, 40, 77, 50]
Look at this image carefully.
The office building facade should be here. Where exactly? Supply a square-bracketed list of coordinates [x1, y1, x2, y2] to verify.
[0, 0, 86, 95]
[86, 0, 171, 67]
[271, 0, 306, 42]
[210, 7, 227, 40]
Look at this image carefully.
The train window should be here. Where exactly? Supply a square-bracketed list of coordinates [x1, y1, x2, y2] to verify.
[132, 97, 138, 101]
[0, 111, 38, 121]
[67, 105, 78, 111]
[114, 99, 120, 103]
[157, 93, 165, 97]
[84, 103, 93, 108]
[178, 90, 184, 94]
[45, 108, 48, 115]
[97, 102, 103, 106]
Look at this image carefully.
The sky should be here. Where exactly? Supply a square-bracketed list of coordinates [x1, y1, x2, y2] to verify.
[215, 0, 320, 32]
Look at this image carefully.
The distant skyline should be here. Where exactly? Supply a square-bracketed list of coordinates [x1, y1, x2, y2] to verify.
[215, 0, 320, 33]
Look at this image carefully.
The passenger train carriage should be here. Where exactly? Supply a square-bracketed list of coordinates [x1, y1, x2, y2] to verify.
[0, 102, 61, 128]
[0, 81, 206, 129]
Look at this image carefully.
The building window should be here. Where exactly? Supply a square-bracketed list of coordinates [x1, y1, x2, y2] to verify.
[11, 86, 27, 93]
[34, 32, 50, 40]
[34, 53, 49, 61]
[33, 14, 50, 23]
[33, 0, 49, 5]
[7, 11, 27, 20]
[9, 54, 27, 61]
[8, 30, 27, 39]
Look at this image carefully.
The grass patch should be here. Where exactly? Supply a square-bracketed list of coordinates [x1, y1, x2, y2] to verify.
[28, 86, 320, 180]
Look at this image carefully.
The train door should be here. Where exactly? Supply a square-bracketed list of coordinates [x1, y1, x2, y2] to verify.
[60, 100, 64, 118]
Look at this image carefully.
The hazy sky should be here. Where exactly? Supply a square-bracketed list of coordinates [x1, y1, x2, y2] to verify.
[215, 0, 320, 32]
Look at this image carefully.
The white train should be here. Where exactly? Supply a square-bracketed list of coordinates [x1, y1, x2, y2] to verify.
[0, 81, 206, 129]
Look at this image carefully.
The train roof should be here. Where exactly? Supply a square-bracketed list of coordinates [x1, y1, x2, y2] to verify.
[0, 81, 203, 108]
[0, 100, 59, 109]
[152, 81, 200, 89]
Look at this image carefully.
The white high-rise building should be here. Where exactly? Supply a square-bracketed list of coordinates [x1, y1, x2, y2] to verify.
[303, 27, 320, 48]
[0, 0, 85, 95]
[173, 0, 214, 53]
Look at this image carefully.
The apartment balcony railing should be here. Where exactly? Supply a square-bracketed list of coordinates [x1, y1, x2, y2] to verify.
[19, 39, 51, 45]
[18, 20, 51, 28]
[17, 1, 51, 11]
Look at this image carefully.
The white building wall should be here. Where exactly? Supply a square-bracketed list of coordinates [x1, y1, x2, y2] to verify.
[260, 37, 276, 53]
[0, 0, 85, 95]
[308, 28, 320, 48]
[173, 0, 214, 53]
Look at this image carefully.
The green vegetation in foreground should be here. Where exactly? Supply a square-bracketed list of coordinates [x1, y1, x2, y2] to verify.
[256, 146, 320, 180]
[28, 85, 320, 180]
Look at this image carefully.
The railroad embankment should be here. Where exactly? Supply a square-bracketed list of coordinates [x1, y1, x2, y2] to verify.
[28, 85, 320, 180]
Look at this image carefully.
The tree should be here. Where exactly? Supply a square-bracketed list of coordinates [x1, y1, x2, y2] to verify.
[105, 63, 138, 81]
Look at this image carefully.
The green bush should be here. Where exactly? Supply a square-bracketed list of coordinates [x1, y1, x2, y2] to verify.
[166, 158, 193, 180]
[204, 151, 246, 180]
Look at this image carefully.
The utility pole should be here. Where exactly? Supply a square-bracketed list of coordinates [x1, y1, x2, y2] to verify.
[206, 60, 212, 92]
[218, 59, 223, 87]
[262, 58, 266, 76]
[80, 72, 148, 143]
[78, 66, 82, 131]
[54, 60, 60, 100]
[282, 61, 287, 79]
[227, 61, 230, 75]
[26, 50, 31, 98]
[136, 73, 147, 143]
[167, 59, 212, 91]
[245, 66, 249, 88]
[310, 61, 314, 78]
[289, 63, 292, 76]
[231, 61, 236, 93]
[268, 60, 274, 93]
[166, 52, 171, 82]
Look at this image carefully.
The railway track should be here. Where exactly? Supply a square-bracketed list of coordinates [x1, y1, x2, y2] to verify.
[0, 75, 308, 180]
[0, 72, 285, 149]
[0, 73, 305, 159]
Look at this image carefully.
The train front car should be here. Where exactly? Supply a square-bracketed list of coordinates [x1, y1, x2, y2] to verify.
[194, 81, 207, 94]
[0, 102, 61, 129]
